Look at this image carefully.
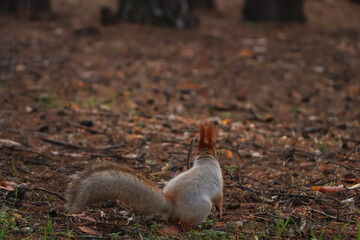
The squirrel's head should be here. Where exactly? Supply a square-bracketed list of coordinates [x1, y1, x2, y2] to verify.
[197, 122, 217, 158]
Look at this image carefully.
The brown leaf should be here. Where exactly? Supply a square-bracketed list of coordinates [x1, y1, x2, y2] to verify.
[159, 225, 179, 237]
[0, 139, 22, 148]
[0, 180, 17, 191]
[341, 178, 360, 184]
[79, 226, 102, 236]
[238, 49, 254, 58]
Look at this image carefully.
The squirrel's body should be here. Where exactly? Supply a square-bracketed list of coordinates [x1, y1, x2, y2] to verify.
[65, 123, 223, 228]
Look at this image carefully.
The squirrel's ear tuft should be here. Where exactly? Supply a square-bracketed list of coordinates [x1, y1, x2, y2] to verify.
[206, 122, 216, 146]
[197, 123, 206, 151]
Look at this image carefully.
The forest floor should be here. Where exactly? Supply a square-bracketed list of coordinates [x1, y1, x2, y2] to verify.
[0, 0, 360, 239]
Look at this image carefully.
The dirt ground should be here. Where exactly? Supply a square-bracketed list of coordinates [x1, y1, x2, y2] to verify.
[0, 0, 359, 239]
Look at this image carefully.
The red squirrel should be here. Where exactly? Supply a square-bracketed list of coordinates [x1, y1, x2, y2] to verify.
[65, 123, 223, 228]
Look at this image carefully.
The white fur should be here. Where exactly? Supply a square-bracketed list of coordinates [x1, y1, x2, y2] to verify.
[164, 151, 223, 226]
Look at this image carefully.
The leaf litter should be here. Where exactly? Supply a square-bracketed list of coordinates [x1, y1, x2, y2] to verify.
[0, 0, 359, 239]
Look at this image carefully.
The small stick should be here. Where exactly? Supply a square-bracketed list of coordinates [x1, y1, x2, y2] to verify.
[341, 137, 360, 144]
[186, 138, 195, 169]
[136, 224, 144, 240]
[41, 137, 85, 150]
[68, 121, 108, 136]
[33, 187, 66, 202]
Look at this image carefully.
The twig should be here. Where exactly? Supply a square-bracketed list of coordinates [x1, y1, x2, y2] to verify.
[186, 138, 195, 169]
[73, 235, 109, 239]
[41, 137, 85, 150]
[307, 209, 356, 224]
[136, 224, 144, 240]
[68, 121, 109, 136]
[341, 137, 360, 144]
[326, 161, 360, 171]
[269, 193, 317, 200]
[238, 175, 272, 187]
[33, 187, 66, 202]
[221, 166, 264, 196]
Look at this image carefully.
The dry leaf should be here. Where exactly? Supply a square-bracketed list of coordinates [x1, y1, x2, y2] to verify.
[159, 225, 179, 236]
[312, 185, 345, 193]
[238, 49, 254, 58]
[348, 183, 360, 190]
[225, 149, 233, 159]
[0, 139, 22, 148]
[71, 103, 80, 110]
[221, 119, 231, 126]
[79, 226, 101, 236]
[0, 180, 17, 191]
[341, 178, 360, 184]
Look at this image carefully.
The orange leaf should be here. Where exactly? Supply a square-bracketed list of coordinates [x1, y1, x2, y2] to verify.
[312, 186, 345, 193]
[221, 119, 231, 126]
[225, 149, 233, 159]
[238, 49, 254, 58]
[74, 81, 85, 87]
[71, 103, 80, 110]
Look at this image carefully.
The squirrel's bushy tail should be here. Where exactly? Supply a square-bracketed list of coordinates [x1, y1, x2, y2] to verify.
[65, 164, 171, 215]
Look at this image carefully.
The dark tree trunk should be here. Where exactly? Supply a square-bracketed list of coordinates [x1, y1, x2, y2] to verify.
[115, 0, 198, 29]
[189, 0, 215, 9]
[0, 0, 50, 19]
[243, 0, 306, 22]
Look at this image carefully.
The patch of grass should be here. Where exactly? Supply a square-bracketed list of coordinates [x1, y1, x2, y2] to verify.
[223, 165, 237, 173]
[223, 112, 232, 118]
[288, 105, 299, 114]
[111, 231, 122, 240]
[335, 222, 351, 240]
[80, 97, 96, 109]
[25, 216, 75, 240]
[0, 210, 17, 240]
[314, 143, 327, 153]
[190, 218, 235, 240]
[190, 229, 235, 240]
[37, 93, 61, 108]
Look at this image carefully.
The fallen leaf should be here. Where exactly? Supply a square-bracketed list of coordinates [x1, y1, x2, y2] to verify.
[348, 183, 360, 190]
[221, 119, 231, 126]
[312, 185, 345, 193]
[238, 49, 254, 58]
[0, 181, 17, 191]
[79, 226, 101, 236]
[71, 102, 80, 110]
[159, 225, 179, 236]
[264, 114, 274, 122]
[225, 149, 233, 159]
[341, 178, 360, 184]
[0, 139, 22, 148]
[74, 81, 85, 87]
[69, 213, 95, 222]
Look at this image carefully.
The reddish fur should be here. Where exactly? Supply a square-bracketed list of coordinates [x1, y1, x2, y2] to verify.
[164, 192, 177, 204]
[197, 122, 217, 157]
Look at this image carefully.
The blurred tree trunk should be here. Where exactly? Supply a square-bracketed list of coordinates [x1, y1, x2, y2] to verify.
[189, 0, 214, 9]
[116, 0, 198, 28]
[243, 0, 306, 22]
[0, 0, 50, 19]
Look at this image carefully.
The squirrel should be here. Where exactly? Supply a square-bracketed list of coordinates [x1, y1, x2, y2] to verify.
[65, 122, 223, 228]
